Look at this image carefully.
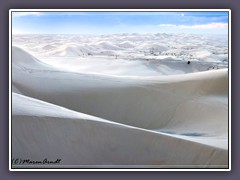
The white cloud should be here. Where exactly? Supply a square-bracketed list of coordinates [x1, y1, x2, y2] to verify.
[12, 12, 43, 17]
[158, 24, 177, 27]
[158, 23, 227, 29]
[11, 12, 101, 17]
[179, 23, 228, 29]
[11, 11, 185, 17]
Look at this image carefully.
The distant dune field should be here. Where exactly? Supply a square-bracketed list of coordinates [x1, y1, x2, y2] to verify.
[11, 34, 229, 168]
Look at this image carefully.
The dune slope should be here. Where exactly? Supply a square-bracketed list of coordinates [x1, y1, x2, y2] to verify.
[11, 46, 228, 168]
[12, 93, 227, 167]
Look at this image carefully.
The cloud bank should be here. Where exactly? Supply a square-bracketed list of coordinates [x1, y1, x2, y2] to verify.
[158, 22, 228, 29]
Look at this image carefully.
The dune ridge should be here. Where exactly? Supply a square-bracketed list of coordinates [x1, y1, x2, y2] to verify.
[12, 93, 227, 167]
[11, 38, 229, 168]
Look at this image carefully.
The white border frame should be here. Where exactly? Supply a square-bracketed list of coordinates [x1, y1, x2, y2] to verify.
[9, 9, 231, 171]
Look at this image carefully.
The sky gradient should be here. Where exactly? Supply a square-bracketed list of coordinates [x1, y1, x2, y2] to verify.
[12, 11, 229, 35]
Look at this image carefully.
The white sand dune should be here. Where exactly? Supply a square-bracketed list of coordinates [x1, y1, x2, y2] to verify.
[11, 34, 229, 169]
[13, 34, 228, 63]
[12, 93, 227, 167]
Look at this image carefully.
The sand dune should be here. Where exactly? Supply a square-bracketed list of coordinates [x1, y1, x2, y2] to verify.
[11, 34, 229, 169]
[13, 34, 228, 63]
[12, 92, 227, 167]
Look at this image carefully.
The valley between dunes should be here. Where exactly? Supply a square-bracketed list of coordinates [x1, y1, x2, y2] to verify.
[11, 34, 229, 168]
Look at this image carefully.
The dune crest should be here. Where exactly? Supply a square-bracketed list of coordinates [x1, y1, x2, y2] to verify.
[11, 34, 229, 168]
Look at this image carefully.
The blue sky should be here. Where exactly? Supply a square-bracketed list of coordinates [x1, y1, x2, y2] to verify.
[12, 11, 229, 35]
